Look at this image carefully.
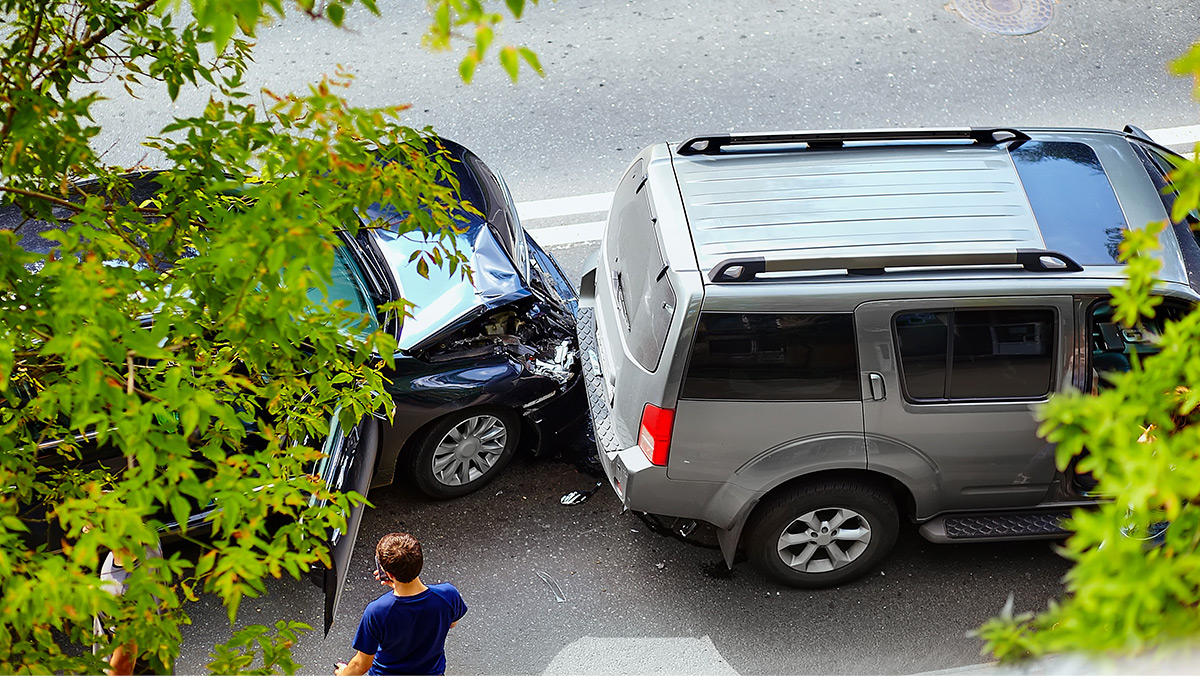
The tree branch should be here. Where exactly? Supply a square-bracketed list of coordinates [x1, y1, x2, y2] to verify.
[0, 185, 168, 269]
[0, 185, 160, 215]
[31, 0, 159, 88]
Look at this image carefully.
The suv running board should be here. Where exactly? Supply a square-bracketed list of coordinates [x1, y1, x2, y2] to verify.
[919, 510, 1073, 544]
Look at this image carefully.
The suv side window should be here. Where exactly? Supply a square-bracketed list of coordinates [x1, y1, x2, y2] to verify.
[894, 308, 1056, 402]
[681, 312, 859, 401]
[609, 160, 676, 371]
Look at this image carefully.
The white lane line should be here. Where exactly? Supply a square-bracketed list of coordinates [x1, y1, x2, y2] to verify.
[518, 123, 1200, 248]
[1149, 124, 1200, 147]
[525, 220, 606, 247]
[517, 192, 613, 220]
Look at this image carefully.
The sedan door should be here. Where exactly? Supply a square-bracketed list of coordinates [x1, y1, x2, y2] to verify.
[309, 412, 379, 634]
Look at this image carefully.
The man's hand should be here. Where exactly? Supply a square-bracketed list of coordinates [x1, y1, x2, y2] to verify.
[335, 651, 373, 675]
[372, 568, 392, 588]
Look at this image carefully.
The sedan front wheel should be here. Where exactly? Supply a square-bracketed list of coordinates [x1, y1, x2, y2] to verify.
[408, 408, 520, 499]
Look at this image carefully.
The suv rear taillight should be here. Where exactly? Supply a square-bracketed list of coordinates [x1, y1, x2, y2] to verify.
[637, 403, 675, 466]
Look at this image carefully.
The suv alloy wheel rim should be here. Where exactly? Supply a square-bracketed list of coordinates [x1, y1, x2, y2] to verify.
[431, 415, 508, 486]
[776, 507, 873, 573]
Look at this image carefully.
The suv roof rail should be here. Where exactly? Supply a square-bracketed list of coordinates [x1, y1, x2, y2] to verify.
[1123, 124, 1154, 142]
[708, 249, 1083, 283]
[676, 127, 1031, 156]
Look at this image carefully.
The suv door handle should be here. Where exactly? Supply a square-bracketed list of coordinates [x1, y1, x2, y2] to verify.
[868, 372, 886, 401]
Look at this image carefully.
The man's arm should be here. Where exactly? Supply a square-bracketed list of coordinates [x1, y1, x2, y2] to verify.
[335, 651, 373, 676]
[106, 643, 135, 676]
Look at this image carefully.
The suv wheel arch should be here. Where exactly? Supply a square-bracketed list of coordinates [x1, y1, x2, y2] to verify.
[721, 469, 914, 570]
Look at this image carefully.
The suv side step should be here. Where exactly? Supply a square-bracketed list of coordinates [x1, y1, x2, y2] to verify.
[919, 510, 1073, 543]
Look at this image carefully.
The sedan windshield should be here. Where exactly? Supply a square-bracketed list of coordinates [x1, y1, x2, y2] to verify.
[307, 246, 381, 341]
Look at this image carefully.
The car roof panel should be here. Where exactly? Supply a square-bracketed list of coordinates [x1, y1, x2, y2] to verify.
[673, 144, 1047, 277]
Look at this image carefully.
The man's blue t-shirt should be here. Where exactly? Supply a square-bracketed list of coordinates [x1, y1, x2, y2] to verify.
[352, 583, 467, 675]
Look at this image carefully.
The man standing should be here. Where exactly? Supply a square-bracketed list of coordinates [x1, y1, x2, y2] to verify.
[336, 533, 467, 676]
[93, 542, 164, 676]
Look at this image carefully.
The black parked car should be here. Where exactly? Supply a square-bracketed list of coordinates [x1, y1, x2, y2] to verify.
[341, 139, 584, 499]
[0, 138, 583, 629]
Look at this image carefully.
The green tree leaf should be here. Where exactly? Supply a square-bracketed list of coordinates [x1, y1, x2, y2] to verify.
[499, 46, 519, 82]
[328, 2, 345, 27]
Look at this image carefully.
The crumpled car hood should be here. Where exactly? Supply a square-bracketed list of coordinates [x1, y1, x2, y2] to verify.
[371, 221, 531, 352]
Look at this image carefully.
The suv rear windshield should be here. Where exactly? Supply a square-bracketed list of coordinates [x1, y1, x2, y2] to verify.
[682, 312, 859, 401]
[1010, 141, 1127, 265]
[609, 160, 676, 371]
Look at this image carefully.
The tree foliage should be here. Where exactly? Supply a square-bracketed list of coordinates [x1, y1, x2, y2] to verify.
[979, 42, 1200, 661]
[0, 0, 537, 672]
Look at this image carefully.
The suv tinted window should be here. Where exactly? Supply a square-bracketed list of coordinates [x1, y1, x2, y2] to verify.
[682, 313, 859, 401]
[609, 160, 676, 371]
[1010, 141, 1126, 265]
[895, 308, 1055, 402]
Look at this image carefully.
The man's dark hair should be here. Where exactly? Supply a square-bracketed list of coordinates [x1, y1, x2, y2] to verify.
[377, 532, 423, 583]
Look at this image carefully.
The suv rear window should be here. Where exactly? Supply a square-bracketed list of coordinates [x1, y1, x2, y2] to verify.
[682, 312, 859, 401]
[894, 308, 1055, 402]
[1010, 141, 1127, 265]
[609, 160, 676, 371]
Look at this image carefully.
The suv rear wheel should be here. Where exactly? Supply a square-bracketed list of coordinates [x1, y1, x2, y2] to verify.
[746, 480, 898, 588]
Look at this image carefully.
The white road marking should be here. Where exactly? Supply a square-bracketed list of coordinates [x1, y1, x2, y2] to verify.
[526, 220, 607, 247]
[517, 123, 1200, 247]
[517, 192, 613, 220]
[1148, 124, 1200, 147]
[541, 635, 739, 676]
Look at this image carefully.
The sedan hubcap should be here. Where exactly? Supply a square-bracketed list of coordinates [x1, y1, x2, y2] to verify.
[776, 507, 872, 574]
[431, 415, 508, 487]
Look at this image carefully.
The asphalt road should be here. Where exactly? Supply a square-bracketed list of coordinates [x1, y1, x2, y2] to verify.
[173, 426, 1072, 675]
[89, 0, 1200, 203]
[81, 2, 1198, 673]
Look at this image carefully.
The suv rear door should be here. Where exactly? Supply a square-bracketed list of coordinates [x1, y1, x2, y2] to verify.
[855, 297, 1072, 515]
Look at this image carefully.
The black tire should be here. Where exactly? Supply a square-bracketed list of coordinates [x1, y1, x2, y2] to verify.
[407, 407, 520, 499]
[746, 480, 898, 588]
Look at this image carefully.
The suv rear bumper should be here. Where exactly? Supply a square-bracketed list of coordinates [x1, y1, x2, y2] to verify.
[577, 307, 730, 523]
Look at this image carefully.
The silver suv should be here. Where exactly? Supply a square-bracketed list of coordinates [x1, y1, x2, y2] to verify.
[577, 127, 1200, 587]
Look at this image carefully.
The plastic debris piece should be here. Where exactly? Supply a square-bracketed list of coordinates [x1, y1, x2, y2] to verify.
[560, 482, 603, 506]
[655, 562, 665, 570]
[536, 571, 566, 603]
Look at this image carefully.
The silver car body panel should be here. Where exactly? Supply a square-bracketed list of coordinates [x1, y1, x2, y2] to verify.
[671, 402, 866, 482]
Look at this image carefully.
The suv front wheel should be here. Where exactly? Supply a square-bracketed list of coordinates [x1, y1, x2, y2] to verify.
[746, 480, 898, 588]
